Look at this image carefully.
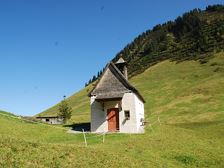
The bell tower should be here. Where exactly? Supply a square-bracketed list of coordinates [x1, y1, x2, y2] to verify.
[115, 56, 128, 80]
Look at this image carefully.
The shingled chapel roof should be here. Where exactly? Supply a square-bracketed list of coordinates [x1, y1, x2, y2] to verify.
[88, 62, 145, 103]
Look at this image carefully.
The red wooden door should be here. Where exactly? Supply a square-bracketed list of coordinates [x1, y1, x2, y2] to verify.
[107, 108, 119, 132]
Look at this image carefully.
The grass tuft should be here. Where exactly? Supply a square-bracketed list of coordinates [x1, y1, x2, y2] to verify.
[174, 155, 197, 165]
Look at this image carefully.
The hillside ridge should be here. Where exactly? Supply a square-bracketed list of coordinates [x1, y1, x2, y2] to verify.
[14, 51, 224, 167]
[0, 110, 16, 117]
[39, 5, 224, 119]
[85, 4, 224, 86]
[112, 5, 224, 78]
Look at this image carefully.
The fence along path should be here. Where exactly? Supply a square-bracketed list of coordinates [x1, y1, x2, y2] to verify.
[81, 117, 162, 147]
[1, 112, 162, 147]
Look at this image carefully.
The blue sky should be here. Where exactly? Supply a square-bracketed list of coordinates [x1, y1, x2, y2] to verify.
[0, 0, 223, 116]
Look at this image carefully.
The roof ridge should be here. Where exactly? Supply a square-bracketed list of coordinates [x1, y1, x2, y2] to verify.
[88, 62, 145, 103]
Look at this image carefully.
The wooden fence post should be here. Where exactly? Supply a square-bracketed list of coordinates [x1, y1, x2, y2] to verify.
[82, 129, 87, 147]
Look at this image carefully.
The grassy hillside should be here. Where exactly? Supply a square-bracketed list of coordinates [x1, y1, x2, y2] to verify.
[39, 5, 224, 122]
[113, 5, 224, 78]
[2, 4, 224, 168]
[0, 114, 140, 167]
[0, 110, 16, 117]
[37, 85, 92, 123]
[40, 52, 224, 123]
[27, 52, 224, 167]
[84, 5, 224, 84]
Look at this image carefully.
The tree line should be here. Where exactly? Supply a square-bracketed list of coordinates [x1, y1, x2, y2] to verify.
[85, 67, 105, 87]
[86, 4, 224, 85]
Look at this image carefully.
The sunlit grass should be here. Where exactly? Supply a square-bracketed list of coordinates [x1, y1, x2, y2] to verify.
[0, 52, 224, 167]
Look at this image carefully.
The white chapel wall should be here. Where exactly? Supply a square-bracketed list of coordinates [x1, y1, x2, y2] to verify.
[134, 95, 145, 133]
[120, 93, 138, 133]
[90, 96, 107, 132]
[91, 93, 144, 133]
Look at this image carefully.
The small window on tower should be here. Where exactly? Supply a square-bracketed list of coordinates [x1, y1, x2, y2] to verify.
[124, 111, 130, 120]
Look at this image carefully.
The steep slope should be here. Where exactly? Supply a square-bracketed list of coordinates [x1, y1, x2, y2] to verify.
[134, 52, 224, 123]
[3, 52, 224, 167]
[2, 5, 224, 168]
[39, 5, 224, 122]
[113, 5, 224, 78]
[40, 52, 224, 124]
[85, 5, 224, 85]
[37, 84, 92, 123]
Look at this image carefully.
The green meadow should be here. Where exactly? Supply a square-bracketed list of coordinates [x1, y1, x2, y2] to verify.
[1, 52, 224, 167]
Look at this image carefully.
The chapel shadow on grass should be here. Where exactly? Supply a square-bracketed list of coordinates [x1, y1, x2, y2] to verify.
[63, 122, 90, 132]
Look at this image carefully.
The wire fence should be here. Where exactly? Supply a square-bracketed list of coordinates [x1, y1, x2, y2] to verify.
[82, 129, 106, 147]
[147, 116, 162, 132]
[0, 112, 162, 147]
[81, 117, 162, 147]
